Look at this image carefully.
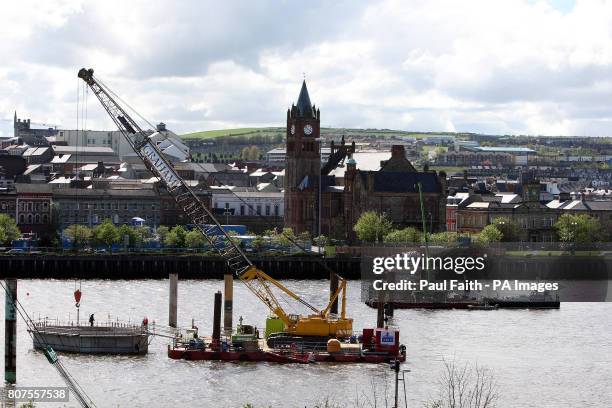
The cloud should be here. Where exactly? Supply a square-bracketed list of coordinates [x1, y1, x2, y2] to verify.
[2, 0, 612, 138]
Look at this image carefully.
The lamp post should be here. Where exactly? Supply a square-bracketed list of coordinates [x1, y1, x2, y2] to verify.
[315, 137, 323, 254]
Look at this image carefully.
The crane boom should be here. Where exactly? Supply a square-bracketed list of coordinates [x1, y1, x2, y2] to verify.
[77, 68, 352, 339]
[77, 68, 317, 318]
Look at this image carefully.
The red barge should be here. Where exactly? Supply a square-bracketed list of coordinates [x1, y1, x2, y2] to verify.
[168, 327, 406, 364]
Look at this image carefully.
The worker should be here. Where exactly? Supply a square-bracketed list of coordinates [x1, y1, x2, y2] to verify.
[89, 313, 95, 327]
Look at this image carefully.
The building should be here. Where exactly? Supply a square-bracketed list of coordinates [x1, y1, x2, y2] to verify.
[340, 145, 447, 240]
[283, 81, 448, 240]
[446, 192, 470, 232]
[210, 185, 284, 233]
[15, 183, 53, 235]
[56, 122, 190, 161]
[456, 173, 559, 241]
[53, 183, 161, 229]
[283, 80, 322, 234]
[50, 146, 121, 174]
[13, 112, 55, 146]
[267, 147, 331, 164]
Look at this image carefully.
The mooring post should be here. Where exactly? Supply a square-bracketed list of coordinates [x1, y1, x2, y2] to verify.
[5, 279, 17, 383]
[223, 270, 233, 335]
[329, 272, 339, 315]
[169, 273, 178, 328]
[377, 290, 385, 328]
[212, 291, 222, 345]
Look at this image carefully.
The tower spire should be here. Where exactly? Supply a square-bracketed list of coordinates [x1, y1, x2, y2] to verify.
[296, 80, 313, 118]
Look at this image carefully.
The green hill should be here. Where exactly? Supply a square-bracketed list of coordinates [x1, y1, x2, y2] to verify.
[180, 126, 451, 140]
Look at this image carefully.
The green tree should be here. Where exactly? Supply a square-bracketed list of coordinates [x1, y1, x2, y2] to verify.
[133, 225, 152, 246]
[313, 235, 329, 247]
[383, 227, 422, 244]
[165, 226, 187, 248]
[429, 232, 459, 245]
[274, 228, 296, 247]
[185, 230, 206, 248]
[156, 226, 170, 245]
[491, 217, 521, 242]
[251, 235, 266, 252]
[554, 213, 602, 244]
[0, 214, 21, 245]
[64, 224, 91, 248]
[474, 224, 503, 246]
[118, 224, 137, 248]
[248, 145, 262, 160]
[353, 211, 392, 243]
[94, 219, 120, 249]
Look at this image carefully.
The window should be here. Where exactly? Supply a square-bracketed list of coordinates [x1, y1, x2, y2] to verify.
[274, 205, 279, 216]
[42, 214, 48, 223]
[27, 214, 33, 224]
[265, 205, 270, 216]
[35, 214, 40, 224]
[240, 205, 245, 216]
[256, 205, 261, 215]
[19, 214, 24, 224]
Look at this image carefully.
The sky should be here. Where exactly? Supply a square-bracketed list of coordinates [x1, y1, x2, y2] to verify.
[3, 0, 612, 137]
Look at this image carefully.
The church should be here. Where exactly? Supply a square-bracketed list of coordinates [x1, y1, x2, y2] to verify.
[284, 81, 447, 242]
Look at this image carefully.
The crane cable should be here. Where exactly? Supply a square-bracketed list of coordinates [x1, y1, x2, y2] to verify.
[0, 281, 96, 408]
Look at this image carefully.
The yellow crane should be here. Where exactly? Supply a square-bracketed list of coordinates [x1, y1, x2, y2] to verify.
[77, 68, 353, 343]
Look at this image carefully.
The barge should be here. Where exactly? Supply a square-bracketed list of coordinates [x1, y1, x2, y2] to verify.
[29, 320, 149, 355]
[169, 324, 406, 364]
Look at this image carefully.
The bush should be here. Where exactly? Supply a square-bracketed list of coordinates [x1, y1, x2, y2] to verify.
[353, 211, 392, 243]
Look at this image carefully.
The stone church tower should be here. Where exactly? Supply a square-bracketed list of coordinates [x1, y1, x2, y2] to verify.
[284, 81, 321, 234]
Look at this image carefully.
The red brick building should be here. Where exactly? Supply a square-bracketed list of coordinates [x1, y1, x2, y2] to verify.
[15, 184, 53, 234]
[283, 82, 447, 241]
[283, 81, 321, 234]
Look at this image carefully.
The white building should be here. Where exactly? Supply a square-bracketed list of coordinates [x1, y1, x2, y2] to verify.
[211, 186, 284, 217]
[56, 122, 189, 161]
[266, 147, 331, 163]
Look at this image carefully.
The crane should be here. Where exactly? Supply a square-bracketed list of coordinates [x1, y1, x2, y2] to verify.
[77, 68, 353, 343]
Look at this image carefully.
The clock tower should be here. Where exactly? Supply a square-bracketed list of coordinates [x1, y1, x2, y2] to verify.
[284, 80, 321, 234]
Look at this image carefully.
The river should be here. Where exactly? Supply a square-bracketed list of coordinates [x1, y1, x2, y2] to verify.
[2, 279, 611, 407]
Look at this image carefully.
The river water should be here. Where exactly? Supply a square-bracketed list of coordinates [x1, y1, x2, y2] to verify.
[2, 279, 611, 408]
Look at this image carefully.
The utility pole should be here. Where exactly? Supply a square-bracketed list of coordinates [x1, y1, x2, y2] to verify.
[392, 359, 400, 408]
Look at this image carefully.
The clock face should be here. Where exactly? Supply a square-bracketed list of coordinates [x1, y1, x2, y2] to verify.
[303, 124, 313, 135]
[290, 124, 295, 135]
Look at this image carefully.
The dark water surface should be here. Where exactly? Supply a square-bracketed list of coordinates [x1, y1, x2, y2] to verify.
[2, 279, 611, 407]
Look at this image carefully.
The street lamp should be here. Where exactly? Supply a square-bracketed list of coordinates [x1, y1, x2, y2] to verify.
[315, 137, 323, 254]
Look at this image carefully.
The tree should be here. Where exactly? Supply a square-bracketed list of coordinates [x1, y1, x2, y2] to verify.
[64, 224, 92, 248]
[383, 227, 422, 244]
[185, 230, 206, 248]
[429, 231, 459, 246]
[313, 235, 329, 248]
[426, 359, 499, 408]
[554, 213, 602, 244]
[251, 235, 266, 252]
[0, 214, 21, 245]
[156, 226, 170, 245]
[165, 226, 187, 248]
[474, 224, 502, 246]
[353, 211, 392, 243]
[133, 225, 152, 246]
[94, 219, 120, 249]
[274, 228, 296, 247]
[491, 217, 521, 242]
[118, 224, 137, 248]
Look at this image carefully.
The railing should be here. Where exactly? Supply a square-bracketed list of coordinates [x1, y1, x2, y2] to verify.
[30, 318, 148, 336]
